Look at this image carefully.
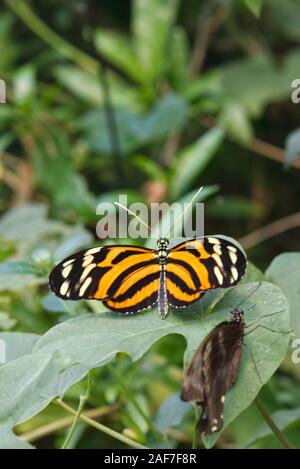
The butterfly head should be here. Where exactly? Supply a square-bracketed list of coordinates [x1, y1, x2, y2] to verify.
[157, 238, 169, 250]
[230, 308, 244, 324]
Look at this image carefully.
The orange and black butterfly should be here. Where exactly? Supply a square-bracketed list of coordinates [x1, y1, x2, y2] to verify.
[49, 236, 247, 319]
[181, 308, 245, 435]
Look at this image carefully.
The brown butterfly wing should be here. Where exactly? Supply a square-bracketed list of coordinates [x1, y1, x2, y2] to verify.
[181, 320, 244, 435]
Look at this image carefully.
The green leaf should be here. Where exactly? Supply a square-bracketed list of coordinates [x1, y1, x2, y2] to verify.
[0, 352, 88, 449]
[132, 0, 180, 81]
[79, 93, 188, 155]
[0, 428, 34, 449]
[0, 332, 39, 362]
[95, 30, 142, 82]
[285, 128, 300, 169]
[0, 281, 290, 447]
[219, 100, 254, 146]
[32, 130, 96, 220]
[54, 65, 139, 109]
[245, 407, 300, 448]
[266, 253, 300, 334]
[242, 0, 263, 17]
[168, 128, 224, 201]
[154, 392, 191, 434]
[219, 54, 286, 117]
[0, 261, 45, 291]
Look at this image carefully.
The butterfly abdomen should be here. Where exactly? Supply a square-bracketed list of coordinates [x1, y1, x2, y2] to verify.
[158, 267, 168, 319]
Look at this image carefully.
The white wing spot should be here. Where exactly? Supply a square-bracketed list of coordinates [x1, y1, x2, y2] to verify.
[231, 266, 239, 281]
[62, 264, 72, 279]
[211, 425, 218, 432]
[228, 245, 237, 253]
[213, 244, 222, 255]
[60, 281, 69, 296]
[85, 247, 102, 256]
[80, 263, 96, 282]
[229, 250, 238, 264]
[79, 276, 92, 296]
[214, 266, 224, 285]
[62, 258, 74, 267]
[221, 395, 225, 403]
[82, 255, 94, 267]
[212, 252, 223, 268]
[208, 237, 221, 245]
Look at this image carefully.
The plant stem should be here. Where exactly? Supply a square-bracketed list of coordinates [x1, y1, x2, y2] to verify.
[5, 0, 99, 75]
[21, 404, 119, 443]
[61, 372, 91, 449]
[56, 399, 147, 449]
[192, 408, 199, 449]
[254, 398, 296, 449]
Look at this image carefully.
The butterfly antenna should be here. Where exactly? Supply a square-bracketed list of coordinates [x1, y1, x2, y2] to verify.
[234, 281, 263, 311]
[163, 186, 204, 239]
[114, 202, 159, 238]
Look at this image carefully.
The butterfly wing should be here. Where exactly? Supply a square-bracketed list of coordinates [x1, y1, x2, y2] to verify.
[166, 237, 246, 308]
[49, 245, 160, 313]
[181, 321, 244, 435]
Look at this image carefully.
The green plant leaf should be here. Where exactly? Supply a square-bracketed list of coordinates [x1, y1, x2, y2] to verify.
[79, 93, 188, 155]
[154, 392, 191, 434]
[95, 30, 142, 82]
[0, 332, 39, 362]
[168, 128, 224, 201]
[219, 100, 254, 146]
[245, 407, 300, 448]
[0, 281, 290, 448]
[132, 0, 180, 81]
[54, 65, 139, 109]
[0, 427, 34, 449]
[242, 0, 263, 17]
[266, 252, 300, 335]
[0, 261, 45, 291]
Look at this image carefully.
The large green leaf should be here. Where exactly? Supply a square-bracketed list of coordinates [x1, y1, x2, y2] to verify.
[168, 128, 224, 201]
[0, 332, 39, 362]
[0, 282, 289, 448]
[266, 253, 300, 335]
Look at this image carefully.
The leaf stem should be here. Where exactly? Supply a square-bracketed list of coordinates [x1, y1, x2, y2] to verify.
[192, 408, 199, 449]
[254, 398, 296, 449]
[56, 399, 147, 449]
[61, 372, 91, 449]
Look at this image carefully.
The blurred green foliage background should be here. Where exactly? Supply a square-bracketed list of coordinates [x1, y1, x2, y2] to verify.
[0, 0, 300, 449]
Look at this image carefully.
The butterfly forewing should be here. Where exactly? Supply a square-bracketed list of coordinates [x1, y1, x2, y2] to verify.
[49, 245, 157, 303]
[166, 237, 246, 308]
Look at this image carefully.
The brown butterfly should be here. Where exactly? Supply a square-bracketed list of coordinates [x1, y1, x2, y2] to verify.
[181, 308, 245, 435]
